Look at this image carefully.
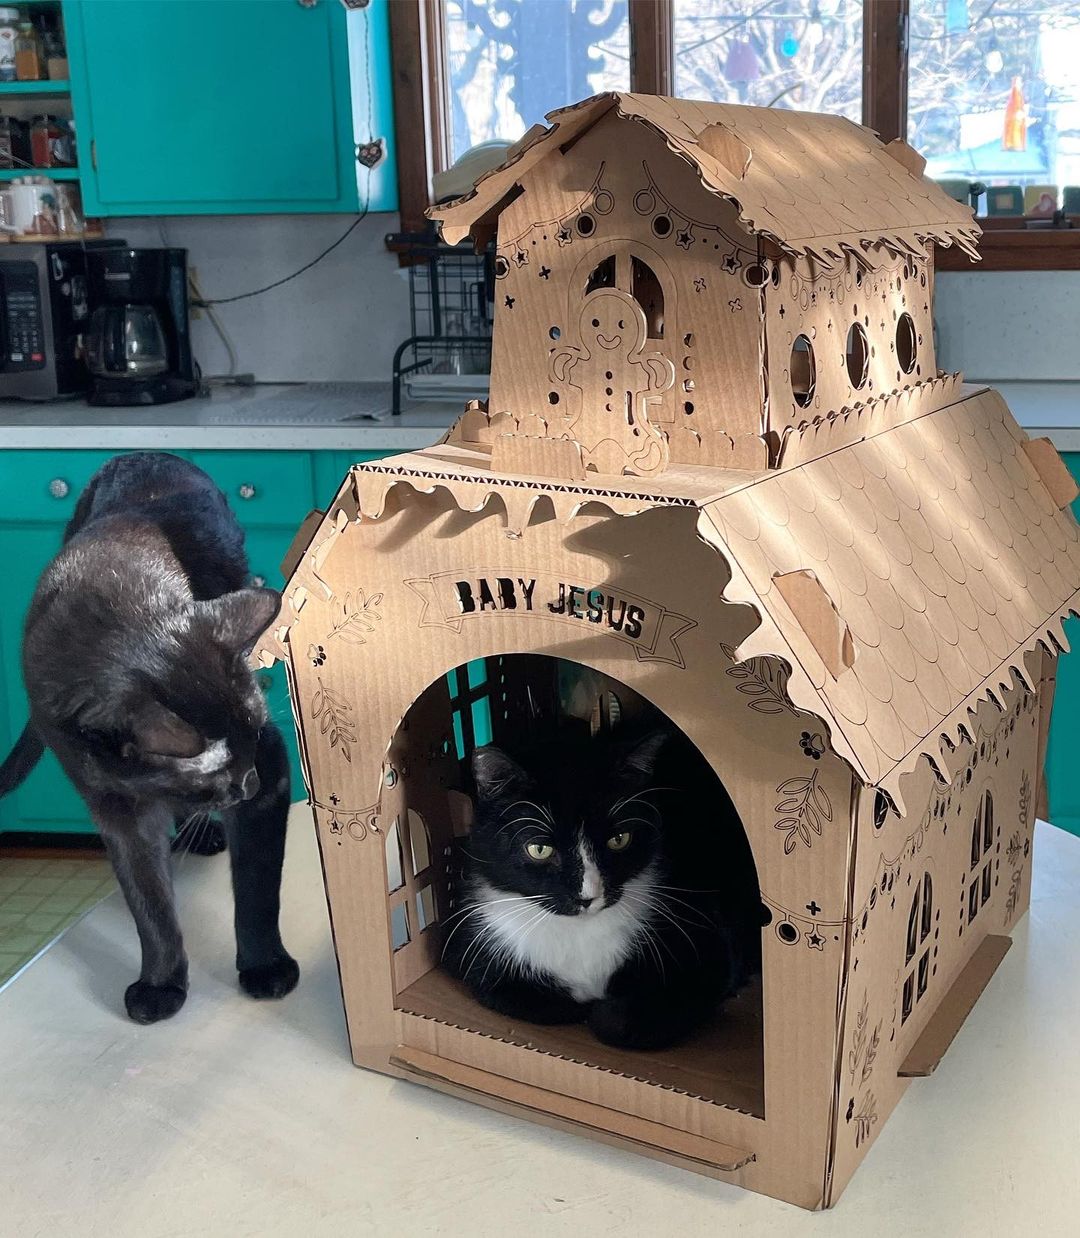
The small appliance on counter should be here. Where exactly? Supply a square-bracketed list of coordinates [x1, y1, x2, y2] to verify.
[0, 239, 123, 400]
[85, 245, 199, 406]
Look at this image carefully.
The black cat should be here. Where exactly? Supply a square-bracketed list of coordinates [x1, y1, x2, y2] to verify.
[0, 452, 298, 1024]
[443, 728, 762, 1050]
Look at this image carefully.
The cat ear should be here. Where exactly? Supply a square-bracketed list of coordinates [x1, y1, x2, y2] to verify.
[619, 730, 670, 779]
[192, 588, 282, 652]
[128, 701, 203, 759]
[471, 745, 529, 799]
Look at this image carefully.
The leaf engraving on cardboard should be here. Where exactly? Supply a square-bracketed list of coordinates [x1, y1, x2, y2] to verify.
[311, 678, 358, 764]
[326, 588, 383, 646]
[774, 768, 833, 855]
[1019, 769, 1031, 827]
[721, 643, 794, 715]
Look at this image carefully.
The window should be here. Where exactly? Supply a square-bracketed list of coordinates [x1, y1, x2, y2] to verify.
[442, 0, 630, 164]
[909, 2, 1080, 205]
[390, 0, 1057, 267]
[901, 870, 935, 1025]
[966, 790, 996, 926]
[673, 0, 862, 121]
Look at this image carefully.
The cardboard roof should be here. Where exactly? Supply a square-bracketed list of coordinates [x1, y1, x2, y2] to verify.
[430, 93, 981, 265]
[704, 387, 1080, 791]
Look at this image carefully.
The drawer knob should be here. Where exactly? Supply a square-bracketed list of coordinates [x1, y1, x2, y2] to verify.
[238, 483, 257, 501]
[48, 478, 70, 499]
[251, 574, 266, 588]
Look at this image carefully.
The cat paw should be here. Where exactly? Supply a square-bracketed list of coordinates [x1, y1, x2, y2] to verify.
[239, 954, 300, 1000]
[588, 997, 681, 1050]
[124, 980, 188, 1024]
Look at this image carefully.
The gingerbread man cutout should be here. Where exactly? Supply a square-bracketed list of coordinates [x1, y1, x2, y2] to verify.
[550, 289, 673, 476]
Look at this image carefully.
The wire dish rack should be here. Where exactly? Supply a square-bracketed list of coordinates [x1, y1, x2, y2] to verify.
[389, 231, 495, 415]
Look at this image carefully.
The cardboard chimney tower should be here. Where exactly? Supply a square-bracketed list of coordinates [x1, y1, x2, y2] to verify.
[260, 95, 1080, 1208]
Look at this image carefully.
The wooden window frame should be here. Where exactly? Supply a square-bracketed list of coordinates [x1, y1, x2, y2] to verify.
[390, 0, 1067, 270]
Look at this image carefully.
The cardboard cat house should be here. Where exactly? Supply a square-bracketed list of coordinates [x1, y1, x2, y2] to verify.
[260, 94, 1080, 1209]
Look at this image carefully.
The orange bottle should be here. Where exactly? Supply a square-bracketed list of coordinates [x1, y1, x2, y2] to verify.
[1003, 76, 1027, 151]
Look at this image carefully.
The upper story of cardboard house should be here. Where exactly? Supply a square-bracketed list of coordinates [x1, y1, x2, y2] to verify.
[430, 93, 980, 476]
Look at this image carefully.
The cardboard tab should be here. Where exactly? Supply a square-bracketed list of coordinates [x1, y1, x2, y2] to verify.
[883, 138, 928, 180]
[697, 122, 751, 179]
[279, 509, 325, 579]
[898, 935, 1012, 1076]
[1023, 437, 1079, 509]
[773, 569, 854, 679]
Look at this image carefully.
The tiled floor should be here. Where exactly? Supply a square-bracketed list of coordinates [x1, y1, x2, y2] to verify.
[0, 856, 117, 986]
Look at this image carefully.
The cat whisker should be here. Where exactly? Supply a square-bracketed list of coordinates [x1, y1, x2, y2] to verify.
[500, 800, 554, 826]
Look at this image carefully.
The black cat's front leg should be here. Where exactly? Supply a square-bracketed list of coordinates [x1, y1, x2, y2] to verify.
[475, 974, 584, 1026]
[222, 723, 299, 1001]
[96, 802, 188, 1025]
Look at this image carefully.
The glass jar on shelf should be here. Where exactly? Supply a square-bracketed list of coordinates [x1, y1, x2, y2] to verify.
[14, 19, 41, 81]
[0, 8, 19, 82]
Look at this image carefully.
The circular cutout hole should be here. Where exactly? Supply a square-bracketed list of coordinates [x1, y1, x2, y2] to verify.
[896, 312, 917, 373]
[744, 262, 769, 287]
[652, 214, 672, 237]
[845, 321, 869, 389]
[549, 325, 560, 340]
[684, 401, 694, 414]
[684, 332, 694, 347]
[494, 256, 509, 278]
[576, 214, 595, 237]
[771, 265, 782, 287]
[547, 391, 559, 405]
[790, 334, 816, 408]
[777, 921, 799, 944]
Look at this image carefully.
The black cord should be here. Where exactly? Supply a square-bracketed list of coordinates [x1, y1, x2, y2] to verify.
[191, 202, 369, 306]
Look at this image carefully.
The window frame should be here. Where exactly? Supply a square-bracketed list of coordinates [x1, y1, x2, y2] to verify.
[390, 0, 1067, 270]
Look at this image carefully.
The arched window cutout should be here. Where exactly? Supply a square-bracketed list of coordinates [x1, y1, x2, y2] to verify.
[920, 873, 933, 941]
[631, 256, 665, 339]
[584, 255, 616, 295]
[905, 888, 919, 965]
[902, 867, 935, 1024]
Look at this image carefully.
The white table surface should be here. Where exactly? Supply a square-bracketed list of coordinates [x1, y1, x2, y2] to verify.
[2, 811, 1078, 1238]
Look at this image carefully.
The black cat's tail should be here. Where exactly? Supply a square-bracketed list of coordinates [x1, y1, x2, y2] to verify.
[0, 724, 44, 797]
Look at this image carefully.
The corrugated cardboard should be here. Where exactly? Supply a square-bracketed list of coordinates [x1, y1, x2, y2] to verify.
[261, 94, 1075, 1210]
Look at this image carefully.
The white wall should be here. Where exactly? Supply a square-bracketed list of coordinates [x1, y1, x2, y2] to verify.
[935, 270, 1080, 381]
[107, 214, 411, 384]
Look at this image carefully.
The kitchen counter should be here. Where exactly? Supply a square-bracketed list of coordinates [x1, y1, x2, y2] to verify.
[0, 378, 1077, 453]
[1, 810, 1078, 1237]
[0, 381, 460, 451]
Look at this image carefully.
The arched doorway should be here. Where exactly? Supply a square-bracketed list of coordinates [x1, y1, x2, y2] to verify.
[380, 653, 766, 1116]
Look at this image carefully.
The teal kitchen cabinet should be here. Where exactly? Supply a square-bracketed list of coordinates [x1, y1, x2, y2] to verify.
[64, 0, 397, 216]
[0, 446, 401, 840]
[1046, 453, 1080, 837]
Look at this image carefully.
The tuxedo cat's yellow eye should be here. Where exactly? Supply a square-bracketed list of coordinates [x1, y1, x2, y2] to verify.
[525, 842, 555, 862]
[607, 831, 632, 851]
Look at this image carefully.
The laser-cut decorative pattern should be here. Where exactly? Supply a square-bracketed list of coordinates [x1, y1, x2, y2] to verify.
[707, 388, 1080, 785]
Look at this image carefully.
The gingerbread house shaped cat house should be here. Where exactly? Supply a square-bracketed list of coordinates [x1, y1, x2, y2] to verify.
[261, 95, 1080, 1209]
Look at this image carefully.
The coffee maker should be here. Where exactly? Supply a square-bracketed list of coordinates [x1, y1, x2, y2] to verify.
[85, 246, 200, 406]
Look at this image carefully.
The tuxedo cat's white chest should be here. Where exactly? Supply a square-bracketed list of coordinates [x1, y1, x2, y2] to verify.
[475, 870, 657, 1003]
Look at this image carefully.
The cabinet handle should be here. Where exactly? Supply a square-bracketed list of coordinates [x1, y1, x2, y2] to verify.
[48, 478, 70, 499]
[238, 483, 257, 500]
[251, 575, 267, 588]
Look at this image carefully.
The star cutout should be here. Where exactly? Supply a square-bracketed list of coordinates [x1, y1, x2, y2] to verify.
[721, 250, 741, 274]
[728, 297, 742, 312]
[513, 248, 529, 267]
[555, 226, 573, 246]
[538, 265, 551, 279]
[693, 276, 707, 293]
[676, 228, 694, 250]
[807, 931, 825, 950]
[329, 817, 344, 835]
[504, 295, 515, 309]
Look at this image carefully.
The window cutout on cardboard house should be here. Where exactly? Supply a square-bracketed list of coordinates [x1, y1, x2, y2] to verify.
[901, 870, 936, 1024]
[384, 653, 766, 1116]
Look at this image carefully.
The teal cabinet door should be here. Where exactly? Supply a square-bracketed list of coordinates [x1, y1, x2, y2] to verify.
[66, 0, 395, 215]
[1046, 452, 1080, 837]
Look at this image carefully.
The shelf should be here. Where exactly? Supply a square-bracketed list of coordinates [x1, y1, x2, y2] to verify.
[936, 228, 1080, 272]
[0, 167, 78, 181]
[0, 79, 70, 95]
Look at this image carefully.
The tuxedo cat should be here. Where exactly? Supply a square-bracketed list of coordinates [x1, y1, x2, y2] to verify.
[443, 728, 762, 1050]
[0, 452, 298, 1024]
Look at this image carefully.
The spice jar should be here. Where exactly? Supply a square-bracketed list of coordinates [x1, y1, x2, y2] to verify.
[30, 115, 73, 168]
[0, 8, 19, 82]
[15, 19, 41, 81]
